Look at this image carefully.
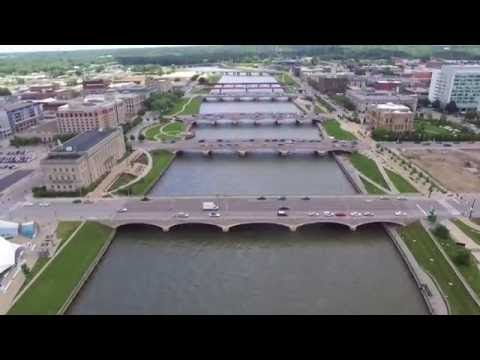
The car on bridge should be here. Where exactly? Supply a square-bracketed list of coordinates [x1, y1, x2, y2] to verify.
[257, 196, 267, 200]
[174, 212, 189, 218]
[277, 210, 288, 217]
[117, 208, 128, 213]
[209, 212, 221, 218]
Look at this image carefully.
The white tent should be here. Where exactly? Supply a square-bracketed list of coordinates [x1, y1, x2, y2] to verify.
[0, 236, 22, 274]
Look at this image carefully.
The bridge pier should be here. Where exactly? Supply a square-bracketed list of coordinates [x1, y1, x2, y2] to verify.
[237, 150, 247, 157]
[278, 150, 289, 157]
[289, 225, 297, 232]
[202, 150, 213, 157]
[222, 226, 229, 233]
[162, 227, 170, 232]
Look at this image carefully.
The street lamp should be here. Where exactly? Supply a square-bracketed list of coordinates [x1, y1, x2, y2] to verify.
[469, 199, 476, 219]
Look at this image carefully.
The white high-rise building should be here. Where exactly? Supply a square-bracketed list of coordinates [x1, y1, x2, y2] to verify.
[428, 65, 480, 111]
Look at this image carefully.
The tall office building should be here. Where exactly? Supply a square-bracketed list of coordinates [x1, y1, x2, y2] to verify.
[428, 65, 480, 110]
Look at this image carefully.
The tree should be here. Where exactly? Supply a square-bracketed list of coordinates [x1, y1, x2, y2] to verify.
[465, 110, 479, 121]
[432, 99, 441, 109]
[138, 134, 145, 141]
[0, 87, 11, 96]
[453, 248, 471, 266]
[16, 78, 25, 85]
[445, 101, 458, 114]
[21, 264, 31, 277]
[130, 134, 136, 141]
[418, 97, 431, 108]
[66, 79, 77, 86]
[198, 77, 207, 85]
[427, 208, 437, 224]
[433, 224, 449, 239]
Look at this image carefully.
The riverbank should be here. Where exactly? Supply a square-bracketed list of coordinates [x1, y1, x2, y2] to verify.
[117, 150, 175, 196]
[323, 119, 357, 140]
[399, 222, 480, 315]
[8, 222, 115, 315]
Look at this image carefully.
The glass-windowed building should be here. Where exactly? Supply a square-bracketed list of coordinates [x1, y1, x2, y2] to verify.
[428, 65, 480, 111]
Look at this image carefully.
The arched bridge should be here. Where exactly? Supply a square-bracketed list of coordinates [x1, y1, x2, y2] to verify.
[94, 195, 452, 232]
[142, 138, 368, 156]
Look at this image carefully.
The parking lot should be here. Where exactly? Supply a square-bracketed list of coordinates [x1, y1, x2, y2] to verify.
[0, 150, 34, 169]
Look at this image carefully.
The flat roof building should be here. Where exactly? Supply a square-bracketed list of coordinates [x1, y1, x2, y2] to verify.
[366, 102, 415, 133]
[40, 128, 126, 193]
[428, 65, 480, 110]
[346, 87, 418, 112]
[56, 98, 121, 134]
[0, 100, 44, 137]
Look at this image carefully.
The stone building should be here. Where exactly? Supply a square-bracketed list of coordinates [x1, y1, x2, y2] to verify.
[40, 128, 126, 192]
[366, 103, 415, 133]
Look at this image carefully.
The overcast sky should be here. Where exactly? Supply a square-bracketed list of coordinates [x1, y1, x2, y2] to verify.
[0, 45, 193, 53]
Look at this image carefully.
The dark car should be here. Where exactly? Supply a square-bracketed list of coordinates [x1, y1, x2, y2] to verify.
[72, 199, 82, 204]
[198, 139, 205, 143]
[257, 196, 267, 200]
[443, 143, 452, 147]
[301, 196, 311, 200]
[278, 206, 290, 211]
[278, 196, 287, 201]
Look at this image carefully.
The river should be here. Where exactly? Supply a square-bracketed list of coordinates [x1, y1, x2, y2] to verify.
[67, 76, 428, 315]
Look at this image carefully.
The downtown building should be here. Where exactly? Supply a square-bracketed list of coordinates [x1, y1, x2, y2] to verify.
[40, 128, 126, 192]
[428, 65, 480, 111]
[346, 87, 418, 112]
[365, 103, 415, 133]
[56, 98, 124, 135]
[0, 100, 44, 139]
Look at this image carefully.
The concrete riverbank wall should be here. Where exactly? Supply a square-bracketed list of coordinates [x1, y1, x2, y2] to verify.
[58, 227, 117, 315]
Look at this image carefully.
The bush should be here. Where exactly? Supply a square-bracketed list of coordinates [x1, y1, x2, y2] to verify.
[453, 248, 471, 266]
[10, 136, 42, 147]
[21, 264, 31, 276]
[433, 224, 449, 239]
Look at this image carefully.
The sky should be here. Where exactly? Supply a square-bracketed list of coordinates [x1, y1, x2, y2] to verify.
[0, 45, 191, 53]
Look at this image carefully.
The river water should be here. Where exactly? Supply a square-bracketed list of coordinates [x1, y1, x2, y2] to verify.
[68, 77, 428, 315]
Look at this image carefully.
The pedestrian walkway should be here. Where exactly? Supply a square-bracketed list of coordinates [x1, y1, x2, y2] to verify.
[88, 150, 146, 198]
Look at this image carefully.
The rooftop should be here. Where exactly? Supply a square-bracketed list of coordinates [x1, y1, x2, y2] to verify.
[47, 128, 117, 160]
[375, 102, 412, 112]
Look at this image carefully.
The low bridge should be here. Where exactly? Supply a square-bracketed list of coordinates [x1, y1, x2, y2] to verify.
[144, 138, 369, 156]
[94, 195, 451, 232]
[203, 93, 299, 102]
[179, 114, 328, 127]
[212, 82, 282, 88]
[180, 113, 313, 121]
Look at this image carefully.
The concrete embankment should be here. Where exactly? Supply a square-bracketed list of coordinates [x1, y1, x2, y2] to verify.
[333, 150, 448, 314]
[332, 153, 364, 194]
[58, 227, 117, 315]
[383, 225, 449, 315]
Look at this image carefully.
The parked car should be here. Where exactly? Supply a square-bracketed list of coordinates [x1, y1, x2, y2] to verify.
[38, 202, 50, 207]
[72, 199, 82, 204]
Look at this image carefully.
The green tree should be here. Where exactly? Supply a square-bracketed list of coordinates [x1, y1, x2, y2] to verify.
[445, 101, 458, 114]
[138, 134, 145, 141]
[130, 134, 135, 141]
[427, 208, 437, 224]
[432, 99, 441, 109]
[66, 79, 77, 86]
[21, 264, 31, 277]
[0, 87, 11, 96]
[433, 224, 449, 239]
[453, 248, 471, 266]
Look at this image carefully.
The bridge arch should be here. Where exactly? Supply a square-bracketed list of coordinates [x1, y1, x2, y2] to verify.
[295, 220, 355, 231]
[353, 220, 406, 231]
[226, 222, 294, 232]
[166, 222, 225, 232]
[115, 222, 166, 232]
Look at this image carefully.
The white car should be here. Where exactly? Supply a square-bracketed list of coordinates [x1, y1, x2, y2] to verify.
[117, 208, 128, 213]
[394, 211, 402, 216]
[38, 202, 50, 207]
[209, 212, 221, 218]
[24, 202, 34, 207]
[174, 212, 189, 218]
[363, 212, 374, 217]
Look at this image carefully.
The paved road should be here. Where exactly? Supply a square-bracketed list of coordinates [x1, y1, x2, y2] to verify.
[10, 195, 452, 230]
[0, 170, 33, 193]
[139, 137, 367, 154]
[379, 141, 480, 151]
